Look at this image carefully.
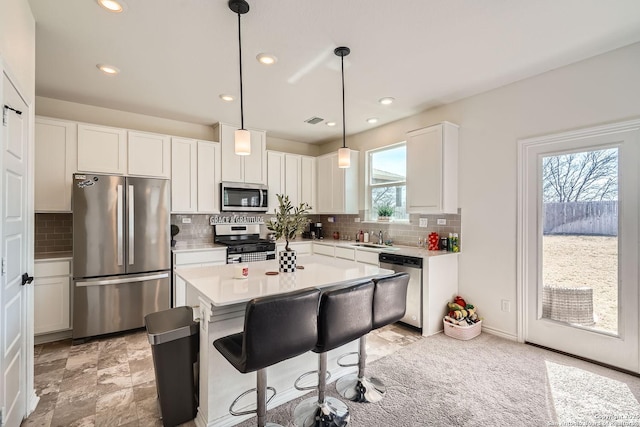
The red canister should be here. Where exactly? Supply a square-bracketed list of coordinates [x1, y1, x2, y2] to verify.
[428, 232, 439, 251]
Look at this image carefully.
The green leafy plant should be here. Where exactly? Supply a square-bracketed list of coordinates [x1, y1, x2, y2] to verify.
[377, 204, 394, 218]
[266, 194, 311, 252]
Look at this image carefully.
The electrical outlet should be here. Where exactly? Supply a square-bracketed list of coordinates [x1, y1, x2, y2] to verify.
[419, 218, 428, 227]
[437, 218, 446, 225]
[501, 300, 511, 312]
[181, 217, 191, 224]
[327, 217, 335, 223]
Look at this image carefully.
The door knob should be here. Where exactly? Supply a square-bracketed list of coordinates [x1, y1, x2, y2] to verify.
[21, 272, 34, 286]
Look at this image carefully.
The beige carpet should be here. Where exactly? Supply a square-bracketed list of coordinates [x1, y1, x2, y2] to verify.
[236, 332, 640, 427]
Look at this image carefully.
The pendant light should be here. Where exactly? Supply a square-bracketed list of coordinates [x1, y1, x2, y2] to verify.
[335, 46, 351, 168]
[229, 0, 251, 156]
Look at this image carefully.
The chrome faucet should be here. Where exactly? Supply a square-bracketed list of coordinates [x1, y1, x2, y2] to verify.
[378, 230, 383, 245]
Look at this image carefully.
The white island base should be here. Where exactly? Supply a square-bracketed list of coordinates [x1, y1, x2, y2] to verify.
[177, 255, 393, 427]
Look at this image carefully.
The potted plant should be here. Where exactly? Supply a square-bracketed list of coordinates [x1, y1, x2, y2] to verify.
[377, 204, 394, 222]
[266, 194, 311, 272]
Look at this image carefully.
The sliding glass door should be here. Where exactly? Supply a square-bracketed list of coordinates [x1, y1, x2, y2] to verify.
[519, 121, 640, 372]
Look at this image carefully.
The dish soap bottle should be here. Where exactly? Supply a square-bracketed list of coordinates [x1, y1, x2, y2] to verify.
[363, 231, 369, 243]
[358, 230, 364, 243]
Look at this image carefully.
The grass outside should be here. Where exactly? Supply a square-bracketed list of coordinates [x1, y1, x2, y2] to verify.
[543, 235, 618, 333]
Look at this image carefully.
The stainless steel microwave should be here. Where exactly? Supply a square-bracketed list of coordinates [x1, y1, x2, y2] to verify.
[221, 182, 269, 212]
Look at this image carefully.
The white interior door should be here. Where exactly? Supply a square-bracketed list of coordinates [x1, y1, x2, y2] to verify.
[1, 73, 31, 426]
[519, 120, 640, 372]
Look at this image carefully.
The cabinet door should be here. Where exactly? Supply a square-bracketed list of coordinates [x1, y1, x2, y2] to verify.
[220, 123, 244, 182]
[300, 156, 316, 212]
[171, 137, 197, 212]
[197, 141, 221, 213]
[284, 154, 301, 207]
[77, 124, 127, 174]
[34, 276, 70, 334]
[244, 129, 266, 184]
[316, 154, 334, 213]
[406, 125, 443, 212]
[267, 151, 284, 211]
[128, 131, 171, 178]
[34, 117, 77, 212]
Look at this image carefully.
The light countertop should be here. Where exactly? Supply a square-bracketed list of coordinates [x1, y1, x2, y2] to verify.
[176, 254, 393, 307]
[35, 251, 73, 261]
[310, 240, 457, 258]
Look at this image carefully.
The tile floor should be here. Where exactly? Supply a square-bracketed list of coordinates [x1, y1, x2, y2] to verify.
[22, 323, 422, 427]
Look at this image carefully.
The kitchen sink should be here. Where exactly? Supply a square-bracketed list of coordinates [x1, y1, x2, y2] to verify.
[350, 243, 400, 251]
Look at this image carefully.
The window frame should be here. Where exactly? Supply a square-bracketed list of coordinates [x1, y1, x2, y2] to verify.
[366, 141, 408, 222]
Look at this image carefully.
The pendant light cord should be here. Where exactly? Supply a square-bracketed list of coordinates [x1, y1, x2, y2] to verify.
[237, 12, 244, 130]
[341, 54, 346, 149]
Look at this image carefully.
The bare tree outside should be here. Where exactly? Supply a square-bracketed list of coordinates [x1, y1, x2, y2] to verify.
[542, 148, 618, 203]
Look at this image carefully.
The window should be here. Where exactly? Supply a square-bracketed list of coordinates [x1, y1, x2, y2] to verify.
[367, 143, 407, 220]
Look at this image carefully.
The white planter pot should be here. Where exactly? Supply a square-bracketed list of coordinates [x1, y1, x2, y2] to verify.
[279, 249, 297, 273]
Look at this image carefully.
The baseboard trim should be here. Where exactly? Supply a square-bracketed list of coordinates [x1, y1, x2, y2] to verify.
[34, 330, 72, 345]
[481, 325, 518, 341]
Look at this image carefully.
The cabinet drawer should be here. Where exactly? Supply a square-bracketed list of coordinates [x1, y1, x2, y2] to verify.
[313, 244, 335, 257]
[34, 260, 71, 278]
[355, 250, 379, 265]
[335, 247, 355, 261]
[174, 250, 226, 266]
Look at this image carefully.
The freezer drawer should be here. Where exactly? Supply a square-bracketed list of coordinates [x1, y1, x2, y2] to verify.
[73, 272, 170, 340]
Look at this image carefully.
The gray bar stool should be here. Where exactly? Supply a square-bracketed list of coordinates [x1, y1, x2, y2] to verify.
[214, 288, 321, 427]
[293, 280, 375, 427]
[336, 272, 409, 403]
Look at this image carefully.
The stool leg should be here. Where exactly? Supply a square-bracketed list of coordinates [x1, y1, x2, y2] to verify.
[293, 353, 350, 427]
[336, 336, 386, 403]
[256, 368, 283, 427]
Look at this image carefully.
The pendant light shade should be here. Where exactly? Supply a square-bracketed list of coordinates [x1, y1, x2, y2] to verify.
[229, 0, 251, 156]
[335, 46, 351, 168]
[234, 129, 251, 155]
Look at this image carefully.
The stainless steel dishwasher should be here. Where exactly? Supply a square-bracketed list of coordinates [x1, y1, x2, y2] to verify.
[378, 252, 423, 329]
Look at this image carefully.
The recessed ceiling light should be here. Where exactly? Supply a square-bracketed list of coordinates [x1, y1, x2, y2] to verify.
[256, 53, 277, 65]
[219, 94, 234, 102]
[366, 117, 379, 124]
[326, 122, 336, 127]
[378, 97, 394, 105]
[97, 0, 126, 13]
[96, 64, 120, 75]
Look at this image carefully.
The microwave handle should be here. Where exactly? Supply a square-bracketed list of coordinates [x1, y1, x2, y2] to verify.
[259, 189, 265, 208]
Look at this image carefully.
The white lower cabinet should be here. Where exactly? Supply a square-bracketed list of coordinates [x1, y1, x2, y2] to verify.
[173, 249, 226, 306]
[355, 250, 379, 265]
[312, 243, 335, 257]
[276, 242, 312, 255]
[34, 259, 72, 335]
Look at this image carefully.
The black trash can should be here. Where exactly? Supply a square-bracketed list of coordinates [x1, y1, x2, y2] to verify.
[145, 306, 199, 427]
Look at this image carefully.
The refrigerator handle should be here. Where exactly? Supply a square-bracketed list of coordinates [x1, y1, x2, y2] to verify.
[75, 272, 169, 287]
[128, 184, 134, 265]
[117, 184, 124, 266]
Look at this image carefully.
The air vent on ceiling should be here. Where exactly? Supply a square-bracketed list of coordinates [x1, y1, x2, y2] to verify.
[304, 116, 324, 125]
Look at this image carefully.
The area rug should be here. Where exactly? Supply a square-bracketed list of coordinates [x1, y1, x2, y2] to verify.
[236, 332, 640, 426]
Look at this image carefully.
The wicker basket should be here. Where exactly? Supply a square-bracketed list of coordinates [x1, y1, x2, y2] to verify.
[443, 319, 482, 340]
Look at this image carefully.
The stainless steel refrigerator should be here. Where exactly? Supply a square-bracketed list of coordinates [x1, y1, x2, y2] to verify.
[72, 173, 171, 341]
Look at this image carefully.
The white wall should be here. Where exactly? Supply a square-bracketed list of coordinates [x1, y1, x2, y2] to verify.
[320, 42, 640, 338]
[0, 0, 35, 101]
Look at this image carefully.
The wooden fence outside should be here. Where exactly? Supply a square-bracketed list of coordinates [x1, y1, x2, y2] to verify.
[543, 201, 617, 236]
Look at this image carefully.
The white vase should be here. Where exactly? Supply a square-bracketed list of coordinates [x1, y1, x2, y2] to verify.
[279, 249, 297, 273]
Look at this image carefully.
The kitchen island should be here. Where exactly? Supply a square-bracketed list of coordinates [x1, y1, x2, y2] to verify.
[176, 255, 393, 427]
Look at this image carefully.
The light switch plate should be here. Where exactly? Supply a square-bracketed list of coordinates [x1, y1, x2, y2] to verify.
[419, 218, 428, 227]
[182, 217, 192, 224]
[437, 218, 446, 225]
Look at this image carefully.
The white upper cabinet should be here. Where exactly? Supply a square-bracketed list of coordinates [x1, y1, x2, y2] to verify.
[406, 122, 459, 214]
[267, 151, 309, 212]
[316, 150, 358, 214]
[35, 117, 77, 212]
[197, 141, 221, 213]
[77, 123, 127, 174]
[127, 130, 171, 178]
[171, 137, 221, 213]
[217, 122, 266, 184]
[300, 155, 316, 213]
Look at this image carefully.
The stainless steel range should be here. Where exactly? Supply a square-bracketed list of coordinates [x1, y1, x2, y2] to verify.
[214, 224, 276, 263]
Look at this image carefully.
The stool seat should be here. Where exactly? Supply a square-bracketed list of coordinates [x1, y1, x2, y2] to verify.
[293, 280, 375, 427]
[214, 287, 321, 427]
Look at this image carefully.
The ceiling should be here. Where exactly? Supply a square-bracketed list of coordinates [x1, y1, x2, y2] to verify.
[28, 0, 640, 144]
